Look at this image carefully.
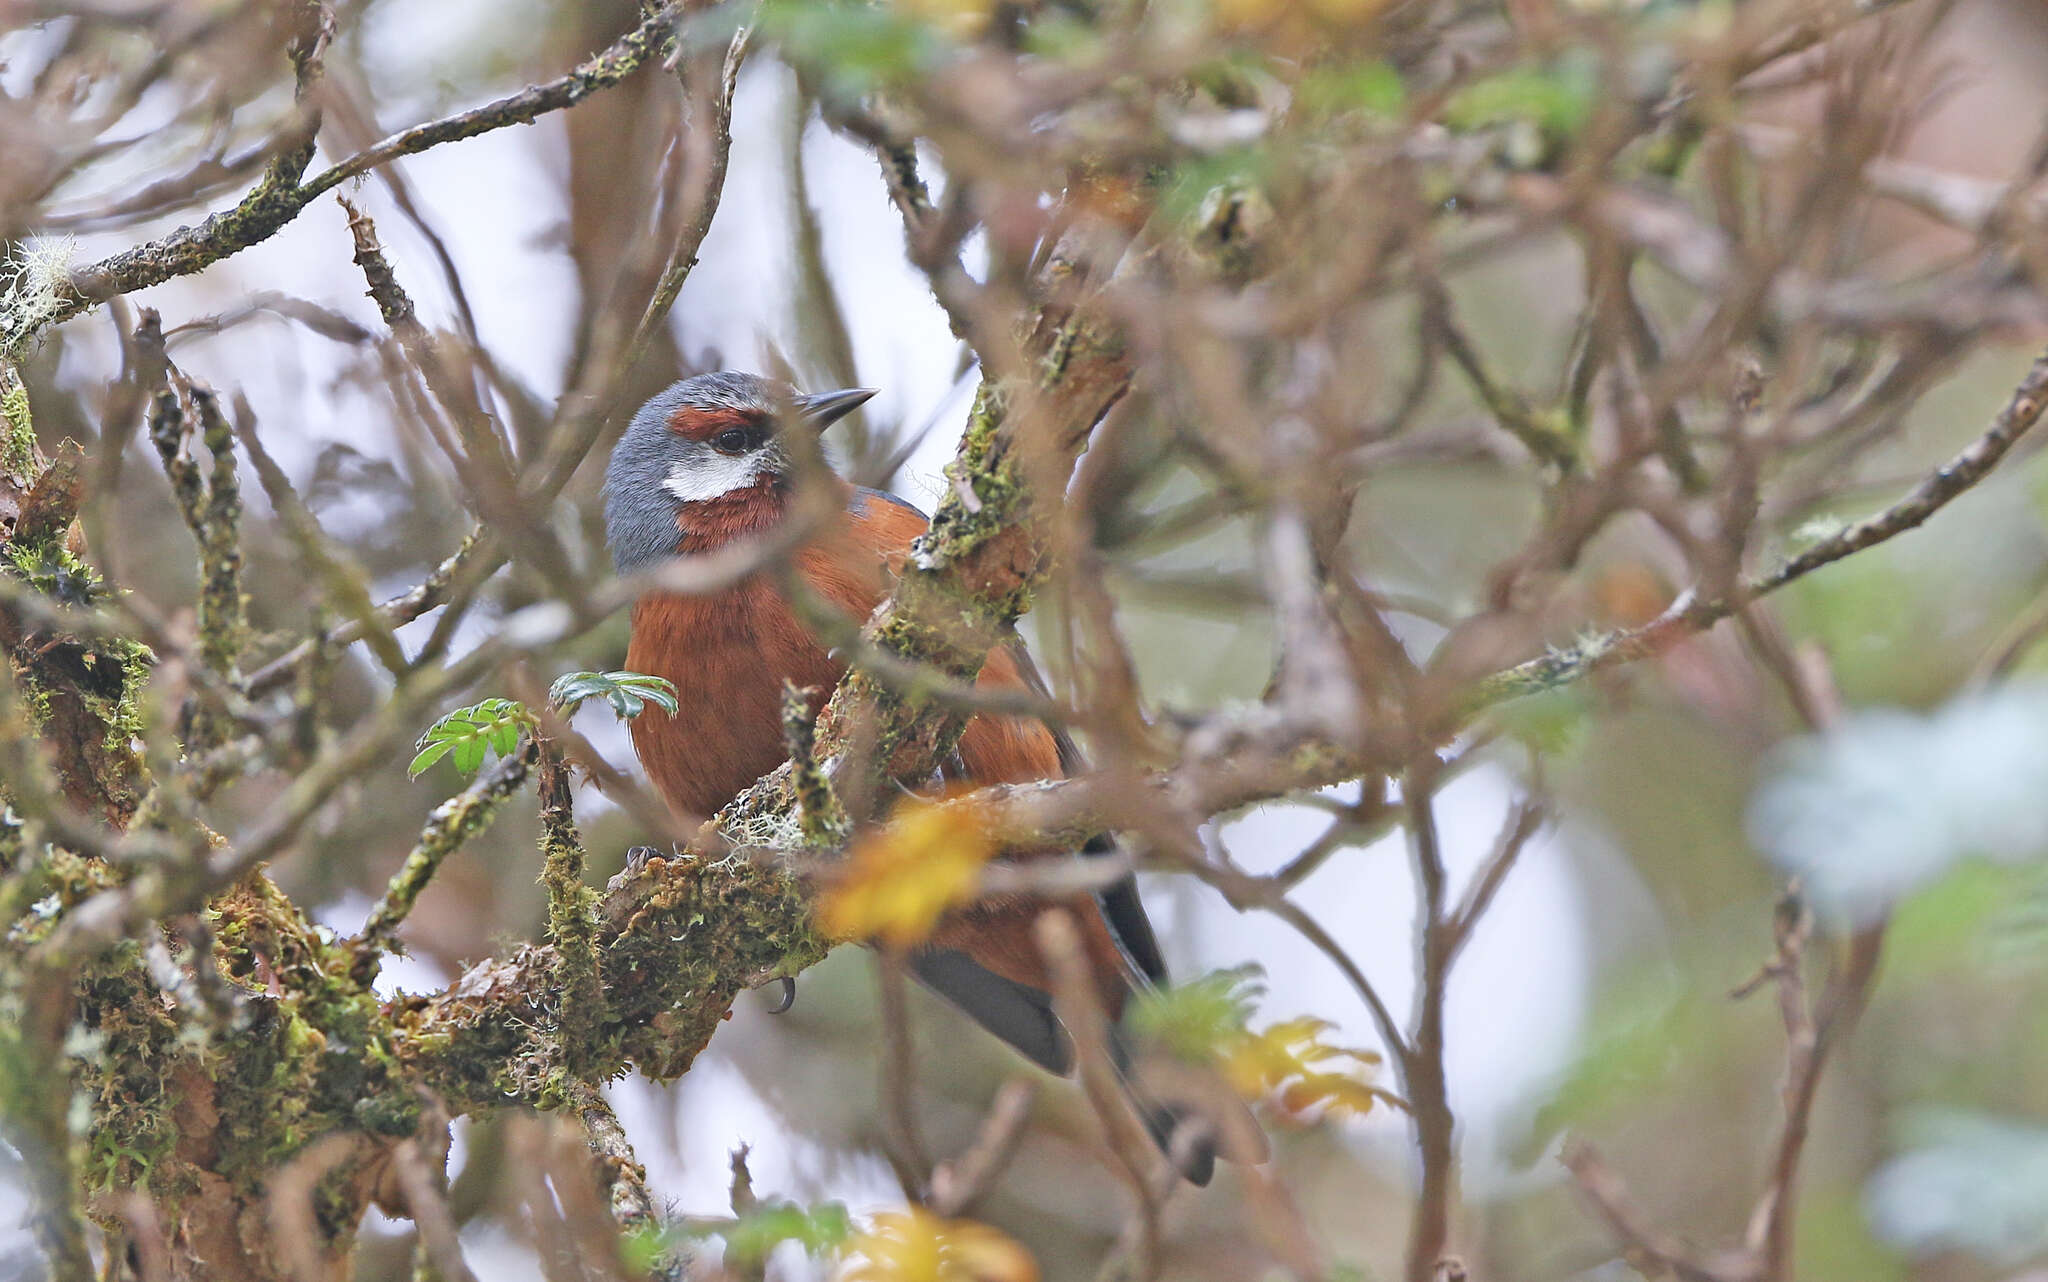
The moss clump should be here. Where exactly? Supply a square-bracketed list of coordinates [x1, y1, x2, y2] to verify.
[601, 852, 826, 1081]
[386, 972, 533, 1112]
[207, 875, 419, 1179]
[2, 539, 155, 808]
[0, 371, 36, 482]
[4, 846, 121, 945]
[5, 539, 102, 608]
[73, 961, 191, 1197]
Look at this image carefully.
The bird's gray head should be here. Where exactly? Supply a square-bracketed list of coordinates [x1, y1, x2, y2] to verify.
[603, 371, 875, 573]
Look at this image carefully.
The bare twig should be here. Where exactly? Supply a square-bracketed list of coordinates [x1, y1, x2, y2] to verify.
[391, 1134, 481, 1282]
[928, 1079, 1038, 1218]
[47, 6, 683, 328]
[876, 954, 935, 1200]
[1474, 342, 2048, 711]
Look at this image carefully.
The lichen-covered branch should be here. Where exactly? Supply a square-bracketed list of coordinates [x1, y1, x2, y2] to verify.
[537, 735, 603, 1082]
[41, 5, 679, 330]
[353, 742, 538, 982]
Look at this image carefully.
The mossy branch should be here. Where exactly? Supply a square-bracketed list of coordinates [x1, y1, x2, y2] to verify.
[352, 741, 539, 983]
[188, 386, 248, 682]
[782, 680, 847, 845]
[537, 735, 603, 1082]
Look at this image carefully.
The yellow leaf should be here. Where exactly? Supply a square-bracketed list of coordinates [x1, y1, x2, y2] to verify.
[889, 0, 995, 39]
[1219, 1015, 1389, 1123]
[838, 1209, 1038, 1282]
[817, 797, 995, 951]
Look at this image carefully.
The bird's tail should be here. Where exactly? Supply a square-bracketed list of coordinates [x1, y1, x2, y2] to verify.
[1139, 1098, 1220, 1186]
[1110, 1017, 1268, 1186]
[907, 945, 1267, 1184]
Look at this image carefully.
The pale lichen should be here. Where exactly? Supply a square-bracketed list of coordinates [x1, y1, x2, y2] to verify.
[0, 238, 76, 356]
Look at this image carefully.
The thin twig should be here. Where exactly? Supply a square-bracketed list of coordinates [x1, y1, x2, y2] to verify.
[48, 5, 683, 327]
[928, 1079, 1037, 1218]
[1473, 342, 2048, 711]
[875, 954, 934, 1199]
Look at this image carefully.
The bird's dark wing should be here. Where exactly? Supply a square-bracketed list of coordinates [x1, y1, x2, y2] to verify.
[910, 948, 1071, 1073]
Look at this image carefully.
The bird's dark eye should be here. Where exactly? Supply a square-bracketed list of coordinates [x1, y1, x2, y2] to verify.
[710, 426, 763, 455]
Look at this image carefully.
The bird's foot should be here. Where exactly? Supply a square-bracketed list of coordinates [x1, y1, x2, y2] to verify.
[624, 846, 661, 873]
[754, 976, 796, 1014]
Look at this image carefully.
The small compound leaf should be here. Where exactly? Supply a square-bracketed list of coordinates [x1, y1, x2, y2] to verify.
[550, 670, 679, 720]
[407, 741, 454, 778]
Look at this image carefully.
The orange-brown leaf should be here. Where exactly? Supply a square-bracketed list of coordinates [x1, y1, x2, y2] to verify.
[816, 797, 995, 951]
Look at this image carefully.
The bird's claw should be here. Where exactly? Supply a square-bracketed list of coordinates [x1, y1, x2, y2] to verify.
[624, 846, 660, 873]
[756, 976, 796, 1014]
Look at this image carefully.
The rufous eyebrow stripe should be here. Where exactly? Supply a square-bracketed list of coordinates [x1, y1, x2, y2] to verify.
[664, 406, 765, 441]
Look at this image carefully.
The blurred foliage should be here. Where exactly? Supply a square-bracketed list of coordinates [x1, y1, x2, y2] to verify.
[1865, 1110, 2048, 1264]
[1442, 61, 1599, 137]
[753, 0, 956, 96]
[817, 795, 996, 949]
[1750, 684, 2048, 921]
[1129, 966, 1266, 1061]
[837, 1208, 1039, 1282]
[658, 1198, 853, 1272]
[1133, 970, 1394, 1122]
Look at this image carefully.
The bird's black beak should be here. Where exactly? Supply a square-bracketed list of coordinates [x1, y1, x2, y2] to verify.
[794, 387, 877, 431]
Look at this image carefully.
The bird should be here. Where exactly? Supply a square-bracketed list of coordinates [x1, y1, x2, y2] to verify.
[604, 370, 1242, 1183]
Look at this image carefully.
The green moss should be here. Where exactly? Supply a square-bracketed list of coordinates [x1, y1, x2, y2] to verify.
[5, 846, 120, 944]
[205, 875, 419, 1176]
[914, 382, 1030, 570]
[74, 963, 189, 1196]
[601, 853, 827, 1081]
[0, 360, 37, 483]
[2, 539, 154, 777]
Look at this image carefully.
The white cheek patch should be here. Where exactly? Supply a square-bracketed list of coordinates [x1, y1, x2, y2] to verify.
[661, 454, 766, 504]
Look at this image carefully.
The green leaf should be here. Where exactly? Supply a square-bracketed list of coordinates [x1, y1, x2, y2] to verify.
[1442, 57, 1598, 139]
[669, 1199, 852, 1269]
[1493, 686, 1589, 758]
[757, 0, 944, 98]
[723, 1201, 852, 1264]
[409, 697, 536, 778]
[1127, 966, 1265, 1061]
[1299, 61, 1406, 120]
[407, 741, 454, 778]
[549, 670, 678, 720]
[1161, 149, 1272, 226]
